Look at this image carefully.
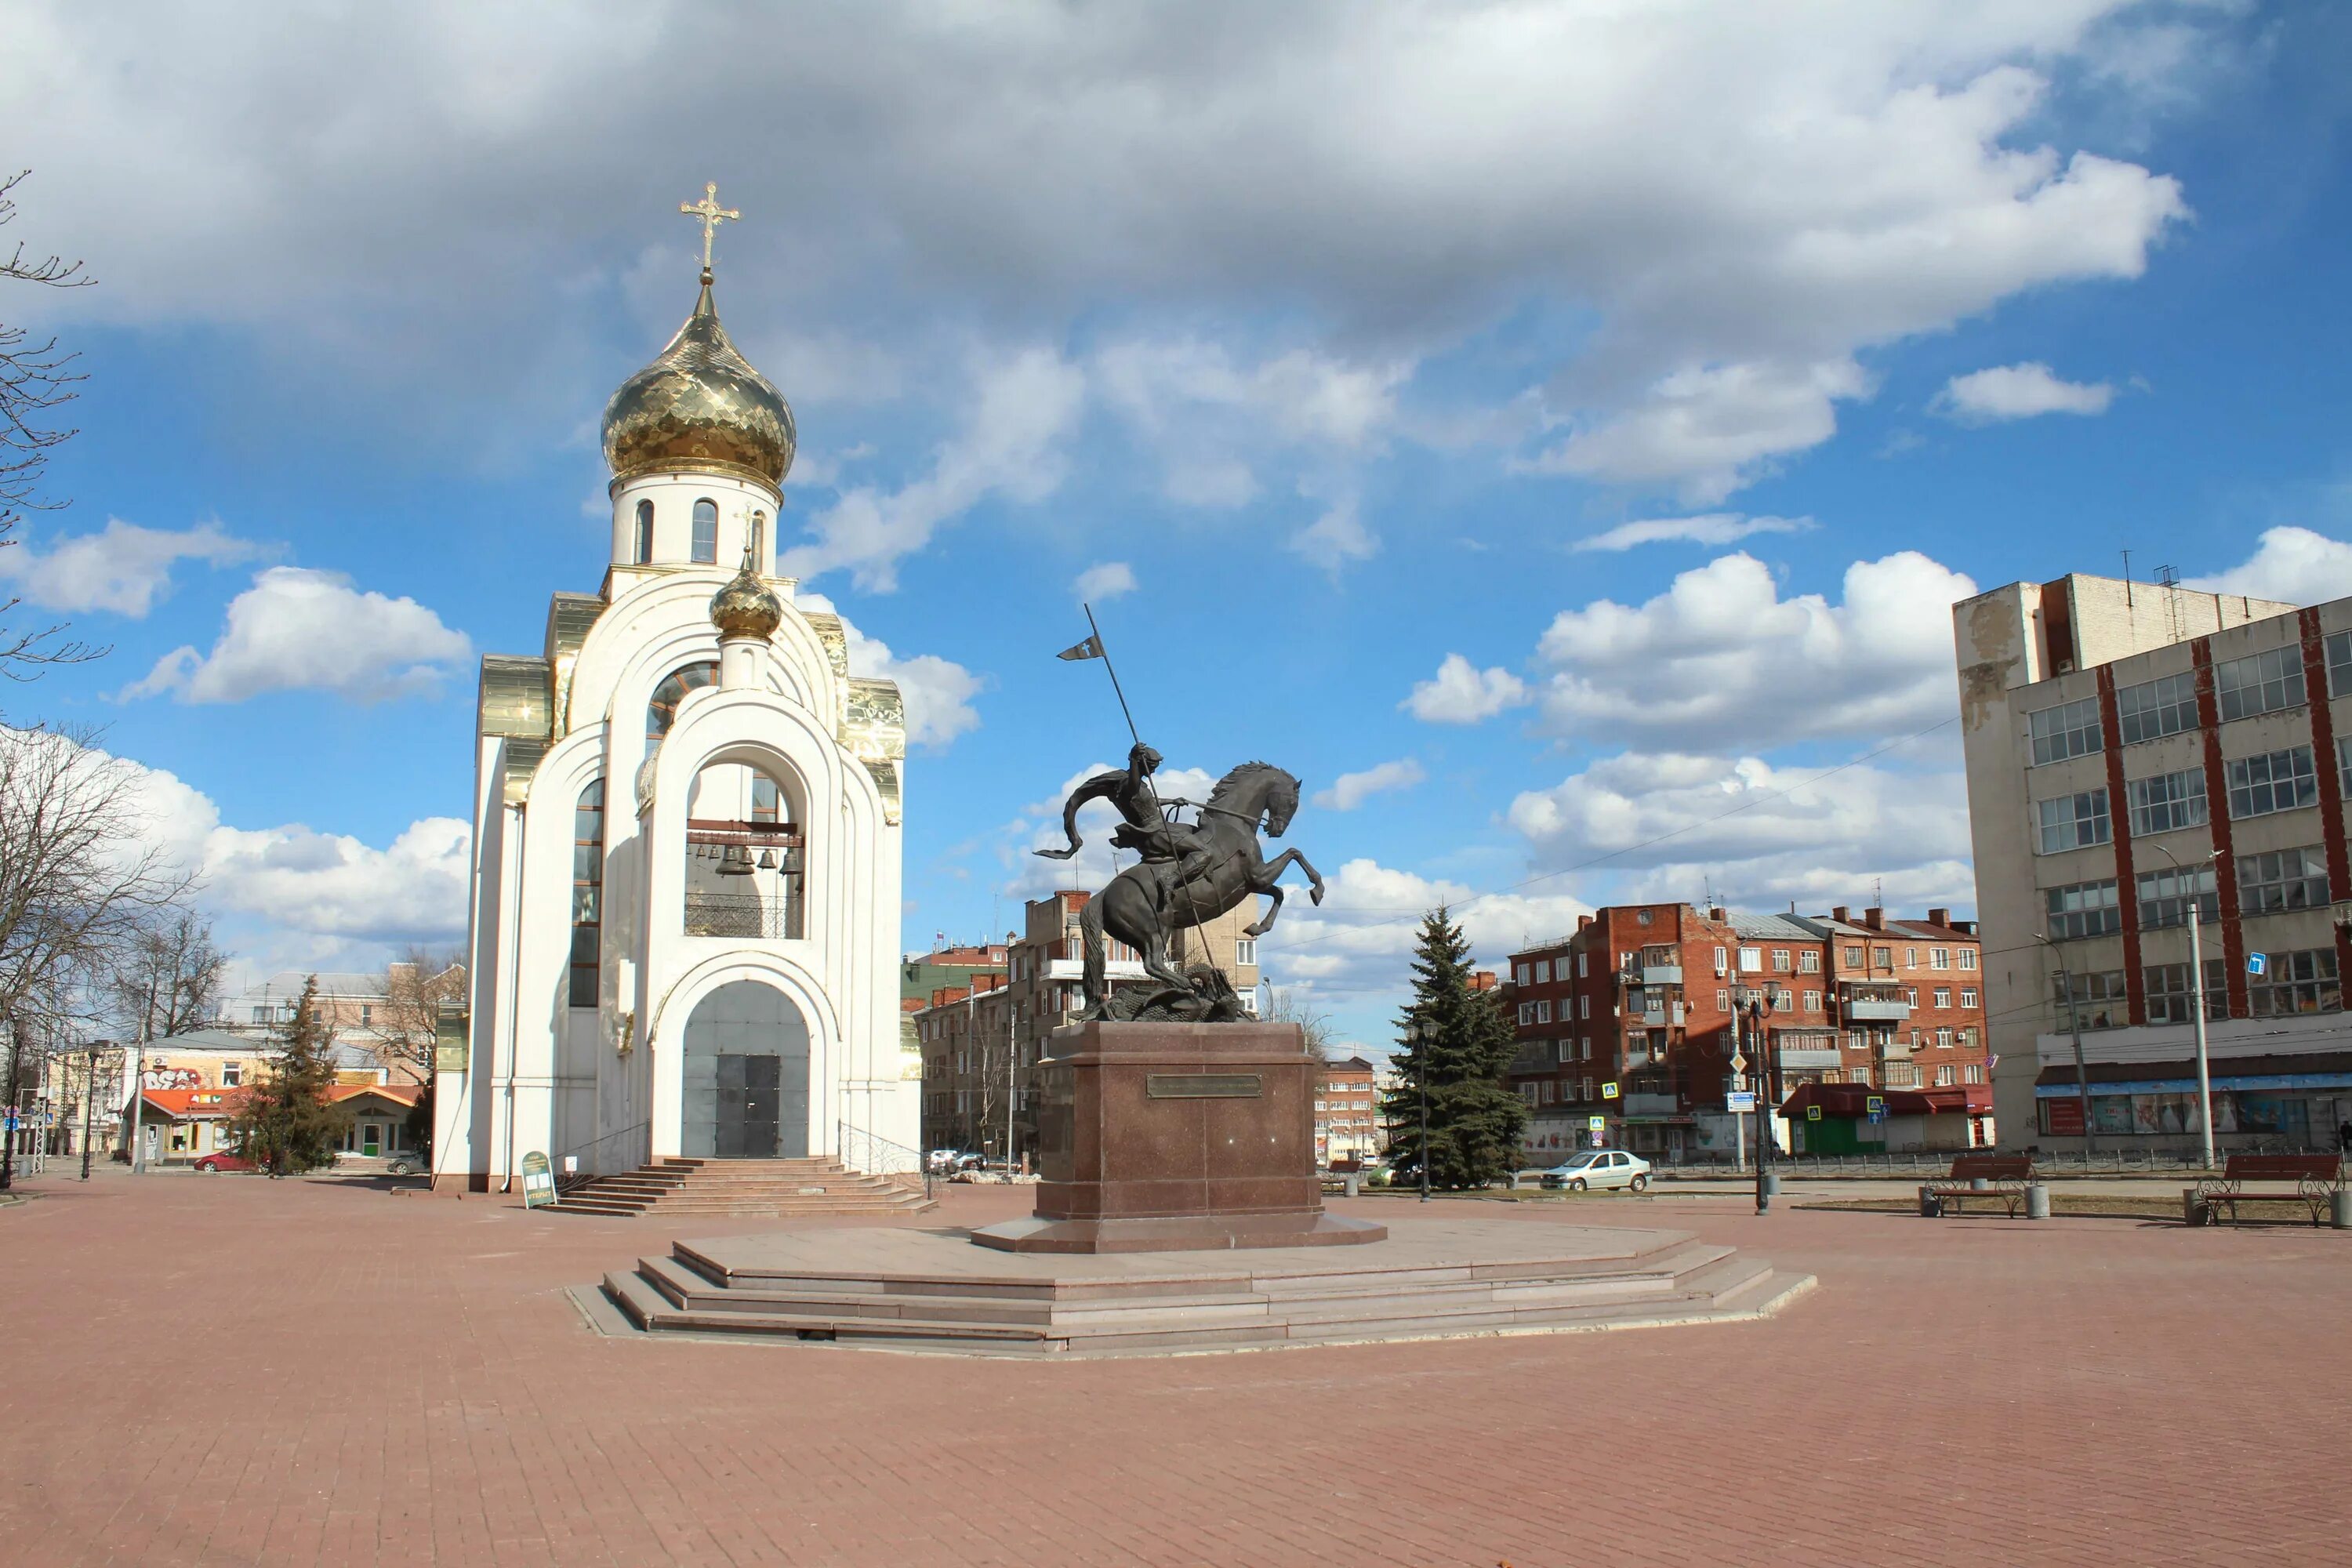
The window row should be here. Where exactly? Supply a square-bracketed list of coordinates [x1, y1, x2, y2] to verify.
[2037, 746, 2328, 854]
[2030, 641, 2337, 765]
[2049, 851, 2329, 938]
[629, 497, 766, 566]
[2054, 948, 2340, 1027]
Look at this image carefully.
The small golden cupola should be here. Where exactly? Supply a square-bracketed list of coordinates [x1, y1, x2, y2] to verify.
[600, 185, 796, 490]
[710, 546, 784, 641]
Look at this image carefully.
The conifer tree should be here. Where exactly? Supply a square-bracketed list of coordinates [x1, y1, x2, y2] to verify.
[1381, 906, 1526, 1189]
[229, 976, 349, 1176]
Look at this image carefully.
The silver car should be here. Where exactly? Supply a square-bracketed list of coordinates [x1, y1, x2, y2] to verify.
[1539, 1149, 1652, 1192]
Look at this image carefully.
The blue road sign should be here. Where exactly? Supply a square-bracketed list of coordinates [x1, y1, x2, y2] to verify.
[2247, 953, 2268, 976]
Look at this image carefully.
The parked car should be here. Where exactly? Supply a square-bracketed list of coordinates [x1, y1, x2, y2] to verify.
[1539, 1149, 1652, 1192]
[383, 1149, 429, 1176]
[191, 1151, 257, 1174]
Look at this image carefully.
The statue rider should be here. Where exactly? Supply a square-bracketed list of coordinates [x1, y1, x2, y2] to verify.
[1034, 742, 1218, 894]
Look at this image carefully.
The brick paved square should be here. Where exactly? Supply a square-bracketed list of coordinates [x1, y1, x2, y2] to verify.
[4, 1169, 2347, 1566]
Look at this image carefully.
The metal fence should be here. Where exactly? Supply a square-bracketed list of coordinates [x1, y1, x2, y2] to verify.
[683, 892, 802, 940]
[552, 1119, 652, 1188]
[838, 1119, 931, 1200]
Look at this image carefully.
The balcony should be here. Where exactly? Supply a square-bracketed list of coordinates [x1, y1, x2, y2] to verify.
[684, 892, 802, 940]
[1640, 964, 1684, 987]
[1843, 998, 1911, 1023]
[1776, 1046, 1845, 1070]
[1622, 1092, 1679, 1116]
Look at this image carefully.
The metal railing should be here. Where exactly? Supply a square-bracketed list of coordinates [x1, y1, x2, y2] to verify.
[684, 891, 803, 940]
[837, 1119, 932, 1200]
[551, 1120, 652, 1189]
[1641, 1143, 2347, 1178]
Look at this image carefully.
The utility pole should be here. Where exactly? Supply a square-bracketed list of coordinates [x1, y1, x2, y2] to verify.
[1007, 1010, 1020, 1174]
[79, 1041, 101, 1180]
[2147, 843, 2220, 1171]
[0, 1014, 20, 1192]
[130, 976, 156, 1174]
[2034, 934, 2097, 1158]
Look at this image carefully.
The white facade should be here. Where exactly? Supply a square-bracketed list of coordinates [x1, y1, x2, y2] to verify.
[436, 271, 916, 1188]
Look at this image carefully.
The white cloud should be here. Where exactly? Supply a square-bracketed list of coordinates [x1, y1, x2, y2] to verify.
[798, 592, 983, 749]
[1528, 550, 1978, 750]
[1403, 653, 1529, 724]
[1312, 758, 1426, 812]
[1073, 561, 1138, 603]
[0, 5, 2202, 498]
[1572, 513, 1816, 554]
[119, 566, 472, 704]
[1933, 361, 2116, 423]
[1257, 856, 1592, 1007]
[2187, 526, 2352, 608]
[1505, 753, 1972, 903]
[779, 347, 1085, 592]
[1287, 499, 1378, 575]
[0, 517, 256, 615]
[1527, 359, 1871, 502]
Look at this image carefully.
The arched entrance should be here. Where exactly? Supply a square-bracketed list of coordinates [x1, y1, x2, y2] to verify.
[681, 980, 810, 1158]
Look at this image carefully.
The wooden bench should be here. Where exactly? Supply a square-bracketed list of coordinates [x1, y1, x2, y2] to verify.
[2191, 1154, 2343, 1226]
[1924, 1154, 2036, 1218]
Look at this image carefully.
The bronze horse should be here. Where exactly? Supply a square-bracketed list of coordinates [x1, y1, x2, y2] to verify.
[1079, 760, 1326, 1015]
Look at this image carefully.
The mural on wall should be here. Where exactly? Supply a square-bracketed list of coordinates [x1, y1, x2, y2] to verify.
[141, 1066, 202, 1090]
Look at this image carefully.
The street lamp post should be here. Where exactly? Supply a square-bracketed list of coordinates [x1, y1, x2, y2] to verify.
[1406, 1017, 1431, 1203]
[78, 1041, 103, 1181]
[1737, 990, 1777, 1214]
[2034, 933, 2097, 1159]
[2146, 843, 2220, 1171]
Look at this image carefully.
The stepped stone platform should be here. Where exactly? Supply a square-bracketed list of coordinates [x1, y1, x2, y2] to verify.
[588, 1217, 1813, 1356]
[548, 1156, 935, 1218]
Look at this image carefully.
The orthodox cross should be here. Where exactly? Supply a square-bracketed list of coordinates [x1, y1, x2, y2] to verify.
[680, 182, 740, 270]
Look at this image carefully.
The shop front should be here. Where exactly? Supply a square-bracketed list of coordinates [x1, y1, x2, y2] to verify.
[2033, 1059, 2352, 1152]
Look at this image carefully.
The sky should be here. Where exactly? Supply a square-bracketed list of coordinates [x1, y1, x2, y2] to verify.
[3, 1, 2349, 1049]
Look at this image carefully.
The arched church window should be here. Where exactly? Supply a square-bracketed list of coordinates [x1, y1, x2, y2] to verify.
[633, 499, 654, 564]
[749, 510, 765, 567]
[691, 498, 718, 564]
[645, 660, 720, 740]
[569, 779, 604, 1009]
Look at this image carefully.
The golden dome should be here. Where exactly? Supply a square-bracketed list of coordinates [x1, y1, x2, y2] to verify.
[709, 548, 783, 640]
[601, 270, 795, 488]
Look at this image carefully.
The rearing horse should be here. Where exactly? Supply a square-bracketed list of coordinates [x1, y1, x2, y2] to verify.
[1080, 760, 1327, 1014]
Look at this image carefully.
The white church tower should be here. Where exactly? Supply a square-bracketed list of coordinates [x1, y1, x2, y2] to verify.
[437, 188, 916, 1189]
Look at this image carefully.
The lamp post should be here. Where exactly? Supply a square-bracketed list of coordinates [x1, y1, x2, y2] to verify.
[2145, 842, 2220, 1171]
[2034, 932, 2097, 1158]
[79, 1041, 105, 1181]
[1736, 989, 1777, 1214]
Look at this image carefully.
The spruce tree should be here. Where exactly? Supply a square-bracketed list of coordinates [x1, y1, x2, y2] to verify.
[230, 976, 350, 1176]
[1381, 906, 1526, 1189]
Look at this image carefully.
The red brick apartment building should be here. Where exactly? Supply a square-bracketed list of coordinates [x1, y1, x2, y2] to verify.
[1316, 1054, 1381, 1166]
[1504, 904, 1988, 1162]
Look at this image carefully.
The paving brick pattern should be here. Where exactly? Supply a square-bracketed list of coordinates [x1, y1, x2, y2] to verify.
[2, 1169, 2347, 1566]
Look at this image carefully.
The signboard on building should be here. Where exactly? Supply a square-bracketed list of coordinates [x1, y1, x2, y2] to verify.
[2043, 1096, 2085, 1138]
[1726, 1091, 1756, 1112]
[520, 1150, 556, 1209]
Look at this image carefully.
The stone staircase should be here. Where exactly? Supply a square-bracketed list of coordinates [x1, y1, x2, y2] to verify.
[593, 1218, 1810, 1356]
[549, 1156, 934, 1218]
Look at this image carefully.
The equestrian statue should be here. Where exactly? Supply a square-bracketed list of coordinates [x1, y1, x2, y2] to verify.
[1036, 742, 1327, 1022]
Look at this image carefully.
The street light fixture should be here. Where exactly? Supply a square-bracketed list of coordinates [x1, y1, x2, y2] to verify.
[2144, 841, 2221, 1171]
[1735, 988, 1777, 1214]
[2034, 932, 2098, 1158]
[1405, 1016, 1431, 1203]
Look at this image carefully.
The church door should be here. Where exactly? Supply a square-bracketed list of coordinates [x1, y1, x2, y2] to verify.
[714, 1054, 781, 1158]
[681, 980, 811, 1159]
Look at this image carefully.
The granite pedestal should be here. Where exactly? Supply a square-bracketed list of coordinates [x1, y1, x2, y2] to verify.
[970, 1020, 1387, 1254]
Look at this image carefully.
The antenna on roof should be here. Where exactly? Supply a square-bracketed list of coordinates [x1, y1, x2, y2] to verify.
[2122, 550, 2133, 608]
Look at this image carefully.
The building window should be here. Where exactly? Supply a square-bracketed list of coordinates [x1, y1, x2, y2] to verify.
[2027, 696, 2103, 766]
[2248, 949, 2339, 1017]
[1872, 946, 1892, 969]
[2126, 768, 2209, 837]
[1515, 963, 1530, 985]
[2053, 970, 2127, 1029]
[1578, 995, 1589, 1020]
[1235, 938, 1257, 966]
[1536, 1000, 1552, 1023]
[1715, 989, 1729, 1011]
[2215, 645, 2305, 722]
[1958, 949, 1977, 971]
[1770, 949, 1791, 973]
[2035, 789, 2111, 854]
[634, 499, 654, 563]
[1906, 948, 1918, 967]
[1519, 1003, 1536, 1025]
[570, 779, 604, 1009]
[1843, 945, 1863, 967]
[2329, 630, 2352, 697]
[2136, 864, 2218, 930]
[2237, 846, 2329, 914]
[1935, 1064, 1956, 1086]
[1712, 946, 1728, 977]
[1804, 989, 1822, 1012]
[646, 659, 720, 739]
[2115, 670, 2199, 746]
[2339, 736, 2352, 805]
[1798, 949, 1820, 974]
[1885, 1061, 1920, 1088]
[1929, 947, 1949, 970]
[1960, 988, 1977, 1009]
[1577, 953, 1588, 978]
[1933, 989, 1951, 1010]
[1965, 1063, 1984, 1083]
[2227, 746, 2318, 820]
[749, 510, 765, 565]
[2044, 878, 2121, 941]
[222, 1062, 241, 1087]
[691, 498, 719, 564]
[2144, 960, 2227, 1025]
[1738, 946, 1761, 973]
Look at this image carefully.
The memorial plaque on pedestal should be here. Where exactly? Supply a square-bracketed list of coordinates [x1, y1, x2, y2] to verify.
[970, 1020, 1388, 1254]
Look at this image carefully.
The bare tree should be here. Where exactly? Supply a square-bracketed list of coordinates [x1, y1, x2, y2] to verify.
[361, 944, 466, 1082]
[1264, 985, 1334, 1063]
[107, 911, 229, 1044]
[0, 726, 194, 1037]
[1, 169, 101, 684]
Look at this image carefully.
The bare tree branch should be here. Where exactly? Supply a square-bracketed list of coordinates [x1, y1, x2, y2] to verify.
[359, 944, 466, 1080]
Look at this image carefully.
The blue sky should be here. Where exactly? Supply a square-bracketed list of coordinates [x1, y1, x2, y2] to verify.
[4, 2, 2349, 1047]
